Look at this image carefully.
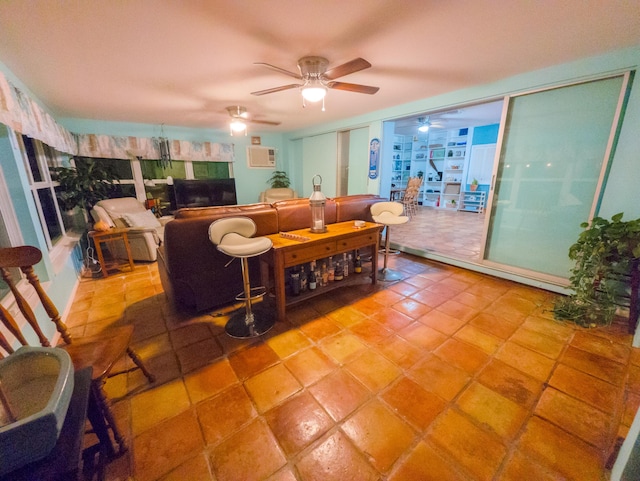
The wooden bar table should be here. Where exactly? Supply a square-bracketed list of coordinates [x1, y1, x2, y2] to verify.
[260, 221, 383, 322]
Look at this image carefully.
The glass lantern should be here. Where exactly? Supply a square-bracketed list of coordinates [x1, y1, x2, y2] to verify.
[309, 174, 327, 233]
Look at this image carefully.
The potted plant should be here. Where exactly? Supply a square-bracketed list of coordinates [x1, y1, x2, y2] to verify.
[267, 170, 291, 189]
[52, 157, 121, 223]
[470, 178, 479, 192]
[553, 213, 640, 329]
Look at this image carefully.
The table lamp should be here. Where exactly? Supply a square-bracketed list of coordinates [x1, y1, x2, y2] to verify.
[309, 174, 326, 233]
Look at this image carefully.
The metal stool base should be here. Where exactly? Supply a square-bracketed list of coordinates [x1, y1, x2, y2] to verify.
[378, 268, 403, 282]
[225, 307, 275, 339]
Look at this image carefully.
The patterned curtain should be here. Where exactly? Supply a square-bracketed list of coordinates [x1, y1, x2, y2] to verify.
[0, 71, 234, 162]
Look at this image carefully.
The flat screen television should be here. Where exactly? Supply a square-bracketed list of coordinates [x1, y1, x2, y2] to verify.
[171, 178, 237, 210]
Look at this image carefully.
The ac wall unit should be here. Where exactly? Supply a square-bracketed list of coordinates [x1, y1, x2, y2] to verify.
[247, 146, 276, 169]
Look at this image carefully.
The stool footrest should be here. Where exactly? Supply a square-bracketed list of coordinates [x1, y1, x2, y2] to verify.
[235, 286, 267, 302]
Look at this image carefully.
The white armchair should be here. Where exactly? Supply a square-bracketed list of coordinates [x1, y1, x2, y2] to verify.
[91, 197, 170, 262]
[259, 188, 297, 204]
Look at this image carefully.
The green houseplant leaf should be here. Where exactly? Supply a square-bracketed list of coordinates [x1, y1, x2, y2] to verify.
[554, 213, 640, 328]
[267, 171, 291, 189]
[52, 158, 120, 215]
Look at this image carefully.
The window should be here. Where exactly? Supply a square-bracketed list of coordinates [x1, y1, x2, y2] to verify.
[193, 162, 230, 179]
[18, 135, 67, 249]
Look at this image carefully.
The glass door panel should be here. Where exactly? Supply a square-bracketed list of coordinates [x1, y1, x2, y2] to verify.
[485, 75, 627, 278]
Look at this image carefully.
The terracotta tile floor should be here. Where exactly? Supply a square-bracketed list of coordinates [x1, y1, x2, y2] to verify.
[392, 206, 485, 261]
[68, 253, 640, 481]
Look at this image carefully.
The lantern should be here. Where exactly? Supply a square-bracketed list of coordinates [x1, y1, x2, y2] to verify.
[309, 174, 327, 233]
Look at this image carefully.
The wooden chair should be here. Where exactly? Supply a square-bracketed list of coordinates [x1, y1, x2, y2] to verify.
[400, 177, 422, 218]
[0, 246, 155, 456]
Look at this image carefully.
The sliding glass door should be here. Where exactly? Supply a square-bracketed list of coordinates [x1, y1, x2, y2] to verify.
[484, 74, 630, 280]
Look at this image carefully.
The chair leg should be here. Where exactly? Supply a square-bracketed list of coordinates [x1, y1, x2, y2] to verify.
[225, 257, 275, 339]
[378, 226, 403, 282]
[90, 381, 127, 456]
[126, 347, 156, 383]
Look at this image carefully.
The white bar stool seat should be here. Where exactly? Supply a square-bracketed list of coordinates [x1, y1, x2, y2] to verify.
[209, 217, 274, 338]
[370, 202, 409, 281]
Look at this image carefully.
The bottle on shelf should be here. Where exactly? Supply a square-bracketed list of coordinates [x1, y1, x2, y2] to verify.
[334, 259, 344, 281]
[354, 251, 362, 273]
[308, 265, 317, 290]
[290, 270, 301, 296]
[328, 256, 335, 282]
[300, 265, 307, 292]
[321, 262, 328, 287]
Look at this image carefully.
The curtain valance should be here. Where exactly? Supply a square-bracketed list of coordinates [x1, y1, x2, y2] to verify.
[0, 71, 234, 162]
[75, 134, 234, 162]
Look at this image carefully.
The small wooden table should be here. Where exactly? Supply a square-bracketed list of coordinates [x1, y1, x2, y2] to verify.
[88, 228, 135, 278]
[260, 221, 383, 322]
[390, 188, 404, 201]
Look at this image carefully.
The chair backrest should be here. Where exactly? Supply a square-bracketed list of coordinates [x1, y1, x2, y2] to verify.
[407, 177, 423, 189]
[95, 197, 147, 228]
[0, 246, 71, 357]
[370, 201, 404, 217]
[402, 186, 419, 201]
[260, 188, 297, 204]
[208, 217, 257, 246]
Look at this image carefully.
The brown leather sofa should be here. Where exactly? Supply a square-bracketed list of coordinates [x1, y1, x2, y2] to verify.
[158, 194, 383, 312]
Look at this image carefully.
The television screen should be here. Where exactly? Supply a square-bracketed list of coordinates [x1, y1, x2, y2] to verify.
[172, 179, 237, 209]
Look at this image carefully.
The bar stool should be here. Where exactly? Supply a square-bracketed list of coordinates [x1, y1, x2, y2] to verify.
[370, 202, 409, 281]
[209, 217, 275, 338]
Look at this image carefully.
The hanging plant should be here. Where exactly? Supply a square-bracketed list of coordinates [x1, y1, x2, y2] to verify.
[553, 213, 640, 328]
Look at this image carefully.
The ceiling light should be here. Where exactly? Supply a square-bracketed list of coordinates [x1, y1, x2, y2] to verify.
[417, 117, 430, 132]
[230, 119, 247, 136]
[301, 86, 327, 102]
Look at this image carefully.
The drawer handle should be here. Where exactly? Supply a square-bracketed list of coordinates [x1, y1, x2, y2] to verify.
[325, 246, 331, 251]
[291, 254, 297, 259]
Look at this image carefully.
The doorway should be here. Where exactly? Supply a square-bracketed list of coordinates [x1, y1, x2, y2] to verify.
[382, 100, 504, 263]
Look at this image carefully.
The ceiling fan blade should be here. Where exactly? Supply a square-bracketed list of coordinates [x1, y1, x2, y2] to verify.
[249, 119, 281, 126]
[250, 83, 302, 96]
[326, 81, 379, 95]
[324, 58, 371, 80]
[254, 62, 302, 80]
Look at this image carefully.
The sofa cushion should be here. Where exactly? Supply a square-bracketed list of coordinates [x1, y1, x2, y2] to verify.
[175, 202, 271, 219]
[273, 198, 337, 232]
[334, 194, 383, 223]
[123, 210, 162, 229]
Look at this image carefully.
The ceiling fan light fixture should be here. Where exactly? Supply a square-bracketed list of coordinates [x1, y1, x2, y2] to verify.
[230, 119, 247, 136]
[417, 116, 430, 133]
[301, 86, 327, 102]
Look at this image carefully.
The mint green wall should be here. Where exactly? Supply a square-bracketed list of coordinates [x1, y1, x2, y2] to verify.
[59, 118, 286, 206]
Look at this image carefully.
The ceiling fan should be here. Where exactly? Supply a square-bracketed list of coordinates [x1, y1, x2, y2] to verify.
[226, 106, 280, 135]
[251, 56, 379, 109]
[416, 114, 451, 132]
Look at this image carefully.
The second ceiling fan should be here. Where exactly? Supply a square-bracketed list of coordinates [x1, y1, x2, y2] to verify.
[251, 56, 379, 108]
